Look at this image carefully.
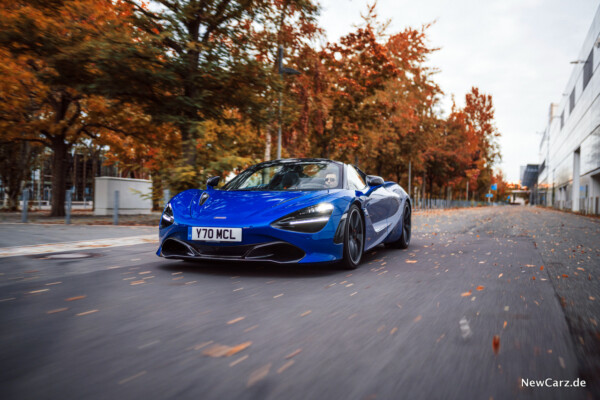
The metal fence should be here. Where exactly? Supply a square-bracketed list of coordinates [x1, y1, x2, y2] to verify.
[413, 198, 503, 210]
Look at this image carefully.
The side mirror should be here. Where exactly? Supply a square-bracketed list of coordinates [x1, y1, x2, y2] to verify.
[207, 176, 220, 188]
[366, 175, 384, 186]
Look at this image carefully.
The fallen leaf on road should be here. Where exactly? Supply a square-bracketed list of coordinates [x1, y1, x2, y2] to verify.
[273, 294, 283, 298]
[65, 295, 86, 301]
[203, 341, 252, 358]
[577, 267, 585, 271]
[76, 309, 98, 316]
[559, 357, 566, 369]
[461, 290, 472, 297]
[532, 277, 536, 280]
[498, 273, 503, 278]
[476, 286, 485, 291]
[227, 317, 245, 325]
[47, 308, 68, 314]
[247, 363, 271, 387]
[562, 274, 568, 278]
[492, 335, 500, 355]
[503, 321, 507, 329]
[540, 266, 544, 271]
[277, 360, 294, 374]
[300, 310, 311, 317]
[225, 341, 252, 357]
[203, 344, 234, 357]
[118, 371, 146, 385]
[413, 315, 422, 322]
[589, 296, 596, 301]
[192, 341, 213, 351]
[286, 349, 302, 359]
[405, 260, 417, 264]
[390, 327, 398, 335]
[229, 355, 248, 367]
[244, 325, 259, 333]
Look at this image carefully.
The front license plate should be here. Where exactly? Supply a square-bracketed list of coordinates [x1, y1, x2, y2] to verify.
[189, 227, 242, 242]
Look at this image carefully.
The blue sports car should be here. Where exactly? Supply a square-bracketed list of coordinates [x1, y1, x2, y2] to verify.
[157, 158, 411, 269]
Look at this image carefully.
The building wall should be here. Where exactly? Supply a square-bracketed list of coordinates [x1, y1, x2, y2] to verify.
[538, 5, 600, 214]
[94, 177, 152, 215]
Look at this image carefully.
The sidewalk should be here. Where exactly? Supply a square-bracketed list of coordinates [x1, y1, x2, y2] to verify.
[0, 210, 161, 226]
[0, 223, 156, 248]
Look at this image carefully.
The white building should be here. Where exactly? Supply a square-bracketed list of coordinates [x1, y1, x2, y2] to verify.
[537, 5, 600, 214]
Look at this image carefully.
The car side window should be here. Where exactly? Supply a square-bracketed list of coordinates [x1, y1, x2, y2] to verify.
[347, 165, 367, 191]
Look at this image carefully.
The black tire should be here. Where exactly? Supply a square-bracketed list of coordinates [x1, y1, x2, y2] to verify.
[386, 202, 411, 249]
[341, 205, 364, 270]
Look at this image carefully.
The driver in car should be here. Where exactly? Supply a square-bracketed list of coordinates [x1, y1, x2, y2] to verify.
[324, 173, 338, 189]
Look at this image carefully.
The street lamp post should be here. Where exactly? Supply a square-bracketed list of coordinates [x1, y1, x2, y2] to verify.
[276, 45, 300, 159]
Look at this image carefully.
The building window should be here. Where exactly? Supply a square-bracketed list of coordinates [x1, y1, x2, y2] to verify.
[569, 88, 575, 113]
[583, 48, 593, 90]
[560, 111, 564, 129]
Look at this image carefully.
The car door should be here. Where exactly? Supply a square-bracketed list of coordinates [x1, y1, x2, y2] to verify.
[346, 166, 388, 249]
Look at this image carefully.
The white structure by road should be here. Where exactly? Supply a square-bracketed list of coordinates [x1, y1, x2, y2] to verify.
[537, 4, 600, 214]
[94, 177, 152, 215]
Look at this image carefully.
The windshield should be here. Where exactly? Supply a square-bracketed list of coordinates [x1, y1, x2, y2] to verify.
[222, 162, 343, 191]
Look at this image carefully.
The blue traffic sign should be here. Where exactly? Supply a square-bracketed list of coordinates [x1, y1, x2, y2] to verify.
[491, 184, 497, 191]
[485, 193, 494, 198]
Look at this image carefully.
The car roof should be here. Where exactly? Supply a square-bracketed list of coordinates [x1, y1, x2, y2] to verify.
[250, 158, 345, 169]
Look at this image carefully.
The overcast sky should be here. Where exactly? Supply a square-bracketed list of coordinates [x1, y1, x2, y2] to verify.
[317, 0, 599, 182]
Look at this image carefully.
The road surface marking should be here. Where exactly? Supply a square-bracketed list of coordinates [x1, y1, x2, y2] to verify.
[0, 235, 157, 258]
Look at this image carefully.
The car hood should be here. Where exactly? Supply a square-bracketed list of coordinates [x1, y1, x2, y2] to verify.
[191, 189, 336, 224]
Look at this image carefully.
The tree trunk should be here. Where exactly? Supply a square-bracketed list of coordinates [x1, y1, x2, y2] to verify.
[151, 173, 162, 211]
[82, 154, 87, 203]
[422, 170, 426, 201]
[264, 127, 271, 161]
[73, 152, 78, 201]
[0, 141, 35, 211]
[50, 139, 69, 217]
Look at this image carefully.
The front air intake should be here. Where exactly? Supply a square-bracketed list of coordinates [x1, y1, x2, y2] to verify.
[161, 239, 195, 257]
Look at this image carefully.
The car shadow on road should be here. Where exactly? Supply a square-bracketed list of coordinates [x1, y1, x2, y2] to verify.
[156, 246, 391, 279]
[157, 259, 344, 278]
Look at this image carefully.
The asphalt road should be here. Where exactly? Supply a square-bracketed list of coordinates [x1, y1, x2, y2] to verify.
[0, 206, 598, 400]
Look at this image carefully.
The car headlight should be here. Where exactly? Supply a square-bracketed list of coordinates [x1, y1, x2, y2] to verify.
[160, 202, 174, 228]
[271, 203, 334, 233]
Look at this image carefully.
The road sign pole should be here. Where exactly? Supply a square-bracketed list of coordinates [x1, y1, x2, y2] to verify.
[21, 190, 28, 223]
[408, 161, 411, 200]
[113, 190, 119, 225]
[66, 189, 72, 225]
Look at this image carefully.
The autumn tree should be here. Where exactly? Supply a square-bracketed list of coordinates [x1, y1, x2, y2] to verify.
[463, 87, 501, 199]
[0, 0, 159, 216]
[77, 0, 319, 188]
[371, 23, 441, 186]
